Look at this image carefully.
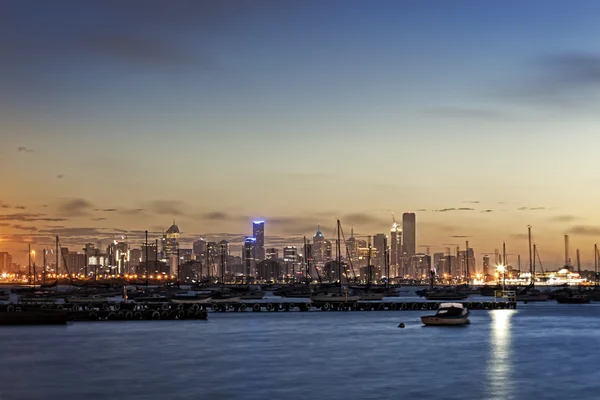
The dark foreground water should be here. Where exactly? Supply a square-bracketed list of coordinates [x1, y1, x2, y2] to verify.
[1, 303, 600, 400]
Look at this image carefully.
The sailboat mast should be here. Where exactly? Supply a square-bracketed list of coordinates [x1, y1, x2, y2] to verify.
[384, 236, 389, 289]
[533, 244, 536, 286]
[367, 237, 372, 285]
[528, 225, 533, 280]
[55, 236, 59, 277]
[465, 240, 470, 283]
[337, 220, 342, 291]
[303, 236, 308, 286]
[28, 243, 31, 284]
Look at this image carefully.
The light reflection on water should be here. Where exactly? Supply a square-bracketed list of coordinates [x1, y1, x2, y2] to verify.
[488, 310, 516, 399]
[0, 304, 600, 400]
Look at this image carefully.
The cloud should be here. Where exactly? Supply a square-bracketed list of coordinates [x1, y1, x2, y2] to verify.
[98, 209, 118, 212]
[0, 213, 68, 222]
[11, 225, 38, 232]
[481, 210, 494, 213]
[434, 208, 474, 212]
[57, 198, 94, 216]
[505, 52, 600, 107]
[14, 206, 26, 210]
[91, 217, 107, 221]
[120, 208, 145, 215]
[342, 213, 387, 226]
[57, 174, 65, 179]
[518, 207, 546, 211]
[149, 200, 186, 216]
[203, 212, 230, 221]
[509, 233, 529, 239]
[464, 201, 480, 204]
[16, 146, 33, 153]
[550, 215, 578, 222]
[451, 235, 471, 238]
[567, 226, 600, 236]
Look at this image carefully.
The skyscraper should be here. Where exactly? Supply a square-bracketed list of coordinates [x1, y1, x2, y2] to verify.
[312, 225, 324, 262]
[373, 233, 387, 268]
[193, 238, 207, 259]
[164, 221, 180, 258]
[390, 222, 401, 277]
[402, 213, 416, 257]
[243, 237, 257, 277]
[483, 255, 491, 277]
[0, 252, 12, 272]
[253, 221, 265, 261]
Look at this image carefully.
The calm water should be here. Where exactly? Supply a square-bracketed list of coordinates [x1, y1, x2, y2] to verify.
[1, 303, 600, 400]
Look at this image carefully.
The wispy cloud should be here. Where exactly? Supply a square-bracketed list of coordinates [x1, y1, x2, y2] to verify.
[567, 226, 600, 236]
[149, 200, 186, 216]
[434, 208, 475, 212]
[16, 146, 33, 153]
[57, 198, 94, 217]
[0, 213, 68, 222]
[518, 207, 546, 211]
[550, 215, 578, 222]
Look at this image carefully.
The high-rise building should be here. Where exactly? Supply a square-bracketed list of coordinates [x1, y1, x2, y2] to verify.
[68, 252, 87, 275]
[346, 228, 357, 262]
[164, 222, 180, 259]
[324, 240, 333, 261]
[217, 240, 230, 280]
[266, 248, 279, 261]
[390, 222, 401, 277]
[433, 252, 445, 273]
[312, 225, 324, 262]
[193, 238, 207, 259]
[253, 221, 265, 261]
[458, 248, 476, 277]
[129, 248, 141, 273]
[283, 246, 297, 262]
[483, 255, 491, 277]
[0, 252, 12, 272]
[243, 237, 257, 277]
[373, 234, 387, 269]
[402, 213, 416, 257]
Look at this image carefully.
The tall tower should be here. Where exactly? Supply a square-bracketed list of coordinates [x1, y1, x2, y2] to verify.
[243, 237, 257, 277]
[253, 221, 265, 261]
[402, 213, 416, 257]
[391, 217, 401, 277]
[373, 233, 386, 269]
[313, 225, 324, 262]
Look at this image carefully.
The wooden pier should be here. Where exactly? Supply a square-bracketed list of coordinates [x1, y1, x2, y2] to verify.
[0, 300, 516, 322]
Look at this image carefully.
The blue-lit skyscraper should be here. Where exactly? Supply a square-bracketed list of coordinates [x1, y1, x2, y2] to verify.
[253, 220, 265, 261]
[243, 237, 257, 277]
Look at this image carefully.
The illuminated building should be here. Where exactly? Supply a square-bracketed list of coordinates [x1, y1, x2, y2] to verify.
[458, 248, 476, 277]
[0, 252, 12, 273]
[129, 248, 141, 273]
[243, 237, 256, 277]
[346, 228, 357, 262]
[373, 233, 386, 269]
[324, 240, 332, 261]
[312, 225, 324, 262]
[266, 248, 279, 261]
[483, 255, 491, 277]
[390, 223, 401, 277]
[283, 246, 297, 262]
[68, 252, 87, 275]
[433, 252, 445, 274]
[164, 221, 180, 259]
[193, 238, 207, 259]
[253, 221, 265, 261]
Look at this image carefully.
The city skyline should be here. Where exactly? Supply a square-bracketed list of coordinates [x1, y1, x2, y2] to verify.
[3, 1, 600, 266]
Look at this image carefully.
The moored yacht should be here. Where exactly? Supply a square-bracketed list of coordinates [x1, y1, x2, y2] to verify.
[421, 303, 470, 326]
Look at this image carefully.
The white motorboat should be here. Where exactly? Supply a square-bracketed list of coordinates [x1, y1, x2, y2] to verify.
[421, 303, 470, 326]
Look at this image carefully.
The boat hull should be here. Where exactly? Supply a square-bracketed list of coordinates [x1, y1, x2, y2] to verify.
[310, 295, 360, 303]
[421, 316, 470, 326]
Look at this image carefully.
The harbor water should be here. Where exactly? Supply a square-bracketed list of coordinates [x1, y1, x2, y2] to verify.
[1, 302, 599, 400]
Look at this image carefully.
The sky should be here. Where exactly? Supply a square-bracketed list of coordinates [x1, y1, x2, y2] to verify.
[3, 0, 600, 268]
